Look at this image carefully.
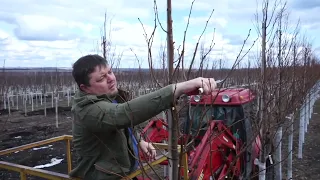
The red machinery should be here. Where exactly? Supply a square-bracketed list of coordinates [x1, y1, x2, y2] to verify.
[140, 88, 263, 180]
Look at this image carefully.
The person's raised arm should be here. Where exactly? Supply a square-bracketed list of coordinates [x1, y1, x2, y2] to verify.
[82, 77, 216, 132]
[173, 77, 217, 98]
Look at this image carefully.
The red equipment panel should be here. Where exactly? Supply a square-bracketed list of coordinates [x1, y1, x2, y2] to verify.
[188, 120, 242, 180]
[190, 88, 255, 105]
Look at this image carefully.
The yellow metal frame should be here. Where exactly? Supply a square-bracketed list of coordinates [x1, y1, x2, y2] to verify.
[0, 135, 78, 180]
[0, 135, 189, 180]
[122, 143, 189, 180]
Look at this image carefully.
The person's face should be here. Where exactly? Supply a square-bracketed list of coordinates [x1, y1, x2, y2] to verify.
[80, 64, 118, 96]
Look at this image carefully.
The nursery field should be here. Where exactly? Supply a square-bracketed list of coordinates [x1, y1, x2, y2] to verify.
[0, 96, 320, 179]
[0, 66, 320, 180]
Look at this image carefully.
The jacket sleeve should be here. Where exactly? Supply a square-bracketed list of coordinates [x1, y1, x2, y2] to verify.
[82, 84, 175, 132]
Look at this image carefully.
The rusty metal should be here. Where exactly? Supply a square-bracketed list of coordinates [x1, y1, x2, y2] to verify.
[181, 152, 189, 180]
[66, 139, 72, 173]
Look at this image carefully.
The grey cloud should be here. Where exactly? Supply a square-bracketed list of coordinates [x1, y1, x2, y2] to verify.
[14, 27, 78, 41]
[223, 34, 247, 46]
[291, 0, 320, 10]
[0, 13, 17, 24]
[306, 23, 320, 31]
[0, 0, 150, 25]
[297, 15, 320, 28]
[14, 54, 47, 61]
[0, 13, 83, 41]
[0, 51, 75, 67]
[224, 0, 320, 33]
[314, 46, 320, 56]
[0, 37, 10, 46]
[0, 50, 46, 64]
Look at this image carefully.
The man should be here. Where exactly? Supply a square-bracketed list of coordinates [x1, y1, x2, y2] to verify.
[69, 54, 216, 180]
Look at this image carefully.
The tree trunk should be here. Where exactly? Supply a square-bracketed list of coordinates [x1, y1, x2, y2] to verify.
[166, 0, 178, 179]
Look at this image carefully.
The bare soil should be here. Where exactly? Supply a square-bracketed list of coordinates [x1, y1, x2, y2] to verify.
[0, 99, 320, 180]
[0, 100, 76, 180]
[290, 101, 320, 179]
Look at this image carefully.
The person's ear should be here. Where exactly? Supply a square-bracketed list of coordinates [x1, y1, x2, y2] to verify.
[80, 84, 90, 93]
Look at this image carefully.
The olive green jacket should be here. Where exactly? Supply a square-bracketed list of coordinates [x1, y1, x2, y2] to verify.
[69, 85, 174, 180]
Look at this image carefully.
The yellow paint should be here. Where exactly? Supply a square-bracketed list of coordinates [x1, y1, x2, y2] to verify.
[0, 135, 188, 180]
[0, 135, 78, 180]
[198, 170, 204, 180]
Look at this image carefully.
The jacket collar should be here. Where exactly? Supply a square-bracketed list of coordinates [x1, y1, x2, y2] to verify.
[73, 88, 131, 106]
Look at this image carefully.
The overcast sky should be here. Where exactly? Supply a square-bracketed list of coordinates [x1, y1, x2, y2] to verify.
[0, 0, 319, 68]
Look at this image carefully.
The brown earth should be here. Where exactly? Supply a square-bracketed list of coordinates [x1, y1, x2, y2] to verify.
[0, 98, 320, 180]
[0, 98, 164, 180]
[0, 101, 76, 180]
[290, 101, 320, 179]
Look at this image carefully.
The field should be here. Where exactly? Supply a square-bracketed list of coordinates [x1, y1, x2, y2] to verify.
[0, 86, 319, 180]
[291, 101, 320, 179]
[1, 65, 320, 180]
[3, 0, 320, 178]
[0, 82, 166, 180]
[0, 97, 75, 180]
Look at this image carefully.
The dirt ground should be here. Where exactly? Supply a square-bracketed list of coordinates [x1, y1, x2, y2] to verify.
[0, 100, 76, 180]
[0, 97, 320, 180]
[290, 101, 320, 179]
[0, 98, 164, 180]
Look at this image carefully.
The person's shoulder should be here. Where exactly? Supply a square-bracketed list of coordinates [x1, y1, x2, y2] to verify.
[73, 97, 114, 119]
[72, 91, 111, 110]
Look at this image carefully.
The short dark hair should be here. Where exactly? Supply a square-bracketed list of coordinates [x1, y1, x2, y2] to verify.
[72, 54, 108, 87]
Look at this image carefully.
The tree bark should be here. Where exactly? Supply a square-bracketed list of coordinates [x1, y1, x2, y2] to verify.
[166, 0, 178, 179]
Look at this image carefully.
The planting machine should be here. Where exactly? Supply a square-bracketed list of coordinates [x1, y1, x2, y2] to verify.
[136, 87, 270, 180]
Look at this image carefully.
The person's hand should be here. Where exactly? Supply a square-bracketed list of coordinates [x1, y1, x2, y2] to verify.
[139, 140, 156, 160]
[174, 77, 217, 98]
[190, 77, 217, 95]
